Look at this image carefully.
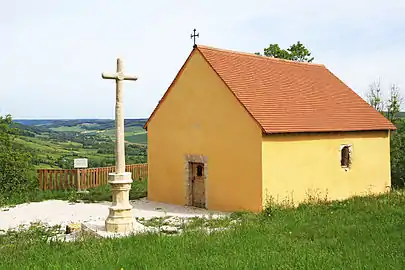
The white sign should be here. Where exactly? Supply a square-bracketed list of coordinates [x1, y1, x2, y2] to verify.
[74, 158, 88, 168]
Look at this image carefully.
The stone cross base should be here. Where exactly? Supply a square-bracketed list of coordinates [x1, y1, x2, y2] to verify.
[105, 172, 134, 233]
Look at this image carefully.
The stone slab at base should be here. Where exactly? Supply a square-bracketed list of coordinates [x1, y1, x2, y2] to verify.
[81, 219, 156, 239]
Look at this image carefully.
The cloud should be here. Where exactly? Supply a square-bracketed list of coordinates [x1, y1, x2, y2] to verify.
[1, 0, 404, 118]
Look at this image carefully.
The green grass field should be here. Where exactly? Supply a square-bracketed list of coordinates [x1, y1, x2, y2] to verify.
[15, 135, 116, 169]
[14, 122, 147, 169]
[125, 132, 147, 144]
[14, 120, 148, 164]
[50, 126, 85, 132]
[103, 126, 145, 137]
[1, 190, 404, 269]
[101, 125, 147, 145]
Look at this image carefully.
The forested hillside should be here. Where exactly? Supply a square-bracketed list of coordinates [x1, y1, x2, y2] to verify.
[7, 118, 147, 169]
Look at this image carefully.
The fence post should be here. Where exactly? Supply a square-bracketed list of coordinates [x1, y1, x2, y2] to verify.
[44, 170, 48, 191]
[82, 169, 87, 190]
[38, 170, 43, 190]
[76, 169, 81, 192]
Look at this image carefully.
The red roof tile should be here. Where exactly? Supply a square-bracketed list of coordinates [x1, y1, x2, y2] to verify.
[197, 45, 396, 133]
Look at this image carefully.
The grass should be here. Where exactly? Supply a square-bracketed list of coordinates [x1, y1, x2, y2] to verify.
[15, 137, 69, 156]
[0, 180, 148, 208]
[50, 126, 85, 132]
[125, 132, 147, 144]
[16, 134, 141, 170]
[50, 125, 145, 135]
[104, 125, 148, 145]
[0, 190, 404, 269]
[17, 128, 147, 169]
[104, 126, 145, 138]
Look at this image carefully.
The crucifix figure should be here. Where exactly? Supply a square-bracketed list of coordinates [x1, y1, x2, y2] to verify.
[190, 28, 199, 48]
[102, 58, 138, 174]
[101, 58, 138, 233]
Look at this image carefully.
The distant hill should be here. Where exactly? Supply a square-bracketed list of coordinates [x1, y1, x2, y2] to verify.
[15, 113, 404, 130]
[397, 112, 405, 118]
[9, 118, 147, 169]
[14, 118, 148, 146]
[14, 118, 147, 128]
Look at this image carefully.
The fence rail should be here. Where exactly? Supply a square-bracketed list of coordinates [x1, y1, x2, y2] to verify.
[37, 163, 148, 191]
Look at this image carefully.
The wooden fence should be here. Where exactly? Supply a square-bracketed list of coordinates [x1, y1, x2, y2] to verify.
[37, 163, 148, 191]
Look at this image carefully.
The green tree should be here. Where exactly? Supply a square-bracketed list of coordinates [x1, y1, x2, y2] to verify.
[255, 41, 314, 62]
[390, 119, 405, 188]
[367, 80, 403, 124]
[386, 84, 403, 124]
[365, 81, 405, 188]
[0, 115, 35, 196]
[366, 80, 385, 114]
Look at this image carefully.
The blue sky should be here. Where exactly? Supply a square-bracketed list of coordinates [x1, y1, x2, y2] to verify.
[2, 0, 405, 119]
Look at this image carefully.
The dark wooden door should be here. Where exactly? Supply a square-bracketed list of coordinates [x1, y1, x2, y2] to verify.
[191, 163, 205, 208]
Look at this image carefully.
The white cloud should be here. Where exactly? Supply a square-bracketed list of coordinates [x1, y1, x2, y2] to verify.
[1, 0, 404, 118]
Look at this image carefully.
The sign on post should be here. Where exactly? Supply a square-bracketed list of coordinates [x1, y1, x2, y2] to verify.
[74, 158, 88, 193]
[74, 158, 88, 169]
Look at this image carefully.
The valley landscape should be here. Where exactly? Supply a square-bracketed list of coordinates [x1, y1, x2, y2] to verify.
[3, 1, 405, 268]
[1, 108, 405, 269]
[12, 118, 148, 169]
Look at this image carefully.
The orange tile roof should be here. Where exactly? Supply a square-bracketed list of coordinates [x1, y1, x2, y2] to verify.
[144, 45, 396, 133]
[196, 45, 396, 133]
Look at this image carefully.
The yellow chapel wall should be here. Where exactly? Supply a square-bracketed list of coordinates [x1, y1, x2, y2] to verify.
[147, 50, 263, 212]
[261, 130, 391, 206]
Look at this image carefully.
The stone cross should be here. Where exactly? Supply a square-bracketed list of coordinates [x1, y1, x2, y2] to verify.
[102, 58, 137, 174]
[101, 58, 138, 233]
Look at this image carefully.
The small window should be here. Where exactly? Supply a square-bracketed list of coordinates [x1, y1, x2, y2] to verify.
[340, 145, 351, 168]
[196, 165, 203, 176]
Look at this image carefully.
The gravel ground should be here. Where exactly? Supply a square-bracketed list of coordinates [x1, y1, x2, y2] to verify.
[0, 198, 227, 232]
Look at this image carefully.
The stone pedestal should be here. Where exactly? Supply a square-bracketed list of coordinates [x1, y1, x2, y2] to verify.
[105, 172, 134, 233]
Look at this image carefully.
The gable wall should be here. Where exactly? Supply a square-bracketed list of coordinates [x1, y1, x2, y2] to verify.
[261, 130, 391, 206]
[147, 50, 263, 212]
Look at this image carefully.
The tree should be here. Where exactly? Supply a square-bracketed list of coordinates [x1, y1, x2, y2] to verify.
[0, 114, 35, 196]
[255, 41, 314, 63]
[367, 79, 403, 124]
[365, 80, 405, 188]
[386, 84, 403, 124]
[366, 80, 384, 114]
[390, 120, 405, 188]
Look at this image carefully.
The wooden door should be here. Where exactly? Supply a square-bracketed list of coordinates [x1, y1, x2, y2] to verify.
[191, 162, 205, 208]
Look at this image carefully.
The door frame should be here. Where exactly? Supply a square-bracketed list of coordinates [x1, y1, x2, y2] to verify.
[184, 154, 208, 208]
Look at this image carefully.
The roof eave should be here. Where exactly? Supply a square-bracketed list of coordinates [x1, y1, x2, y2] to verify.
[262, 127, 396, 135]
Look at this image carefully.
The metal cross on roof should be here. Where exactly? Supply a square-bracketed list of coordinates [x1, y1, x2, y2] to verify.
[190, 28, 199, 48]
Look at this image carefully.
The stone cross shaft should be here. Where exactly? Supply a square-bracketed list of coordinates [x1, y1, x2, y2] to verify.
[102, 58, 138, 233]
[102, 58, 137, 174]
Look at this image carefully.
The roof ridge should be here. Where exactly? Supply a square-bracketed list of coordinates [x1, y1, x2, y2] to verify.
[196, 44, 325, 67]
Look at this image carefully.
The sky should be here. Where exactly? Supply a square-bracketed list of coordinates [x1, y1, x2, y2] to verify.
[1, 0, 405, 119]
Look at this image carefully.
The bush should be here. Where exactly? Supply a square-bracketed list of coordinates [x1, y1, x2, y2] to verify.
[0, 115, 36, 196]
[391, 119, 405, 188]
